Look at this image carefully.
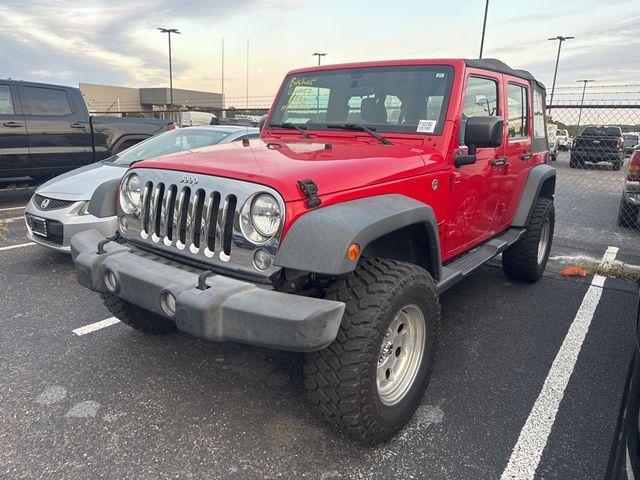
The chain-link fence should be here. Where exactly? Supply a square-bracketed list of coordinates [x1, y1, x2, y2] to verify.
[91, 107, 270, 128]
[547, 102, 640, 253]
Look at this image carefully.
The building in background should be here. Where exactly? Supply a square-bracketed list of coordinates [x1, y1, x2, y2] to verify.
[80, 83, 223, 116]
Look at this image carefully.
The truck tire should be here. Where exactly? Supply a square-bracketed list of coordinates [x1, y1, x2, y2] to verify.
[503, 197, 554, 282]
[618, 198, 638, 228]
[569, 155, 582, 169]
[304, 257, 440, 444]
[101, 293, 177, 334]
[612, 159, 622, 171]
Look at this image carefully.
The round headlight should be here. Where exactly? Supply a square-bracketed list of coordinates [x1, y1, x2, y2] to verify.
[121, 173, 142, 214]
[250, 194, 281, 237]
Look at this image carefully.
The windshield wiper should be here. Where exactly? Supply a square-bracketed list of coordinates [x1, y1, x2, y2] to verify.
[269, 122, 312, 139]
[327, 123, 393, 145]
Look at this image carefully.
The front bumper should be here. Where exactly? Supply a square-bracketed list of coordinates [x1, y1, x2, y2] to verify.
[71, 230, 345, 352]
[25, 197, 117, 252]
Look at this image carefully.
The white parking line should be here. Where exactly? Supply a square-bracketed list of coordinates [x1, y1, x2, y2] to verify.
[4, 216, 24, 222]
[0, 206, 25, 212]
[72, 317, 120, 336]
[0, 242, 35, 252]
[500, 246, 619, 480]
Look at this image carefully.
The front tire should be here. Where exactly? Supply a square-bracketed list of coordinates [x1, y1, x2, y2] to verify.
[503, 197, 555, 282]
[618, 198, 639, 228]
[304, 258, 440, 444]
[101, 294, 177, 334]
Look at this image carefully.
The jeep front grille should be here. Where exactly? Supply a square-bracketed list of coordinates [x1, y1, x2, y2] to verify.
[120, 169, 284, 278]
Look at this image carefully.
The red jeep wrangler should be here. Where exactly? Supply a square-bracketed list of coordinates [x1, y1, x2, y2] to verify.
[72, 58, 555, 443]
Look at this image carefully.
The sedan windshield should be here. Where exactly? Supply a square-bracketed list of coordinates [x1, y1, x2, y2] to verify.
[109, 128, 232, 166]
[269, 65, 454, 135]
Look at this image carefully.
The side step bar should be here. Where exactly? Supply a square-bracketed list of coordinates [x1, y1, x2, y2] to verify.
[437, 227, 525, 293]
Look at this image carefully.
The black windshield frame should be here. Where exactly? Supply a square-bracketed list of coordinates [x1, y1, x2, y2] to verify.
[268, 65, 455, 136]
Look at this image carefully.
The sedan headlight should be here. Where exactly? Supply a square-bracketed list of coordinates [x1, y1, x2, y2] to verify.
[120, 173, 142, 214]
[240, 193, 282, 243]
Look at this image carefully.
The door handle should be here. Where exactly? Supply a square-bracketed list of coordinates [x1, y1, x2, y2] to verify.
[3, 121, 23, 128]
[490, 157, 507, 167]
[520, 153, 533, 160]
[70, 122, 87, 129]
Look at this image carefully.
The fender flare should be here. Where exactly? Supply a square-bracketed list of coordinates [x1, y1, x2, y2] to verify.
[274, 194, 442, 279]
[512, 164, 556, 227]
[88, 178, 120, 218]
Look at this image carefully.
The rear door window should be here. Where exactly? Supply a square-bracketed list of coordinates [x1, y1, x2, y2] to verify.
[0, 85, 14, 114]
[22, 86, 73, 116]
[581, 126, 622, 137]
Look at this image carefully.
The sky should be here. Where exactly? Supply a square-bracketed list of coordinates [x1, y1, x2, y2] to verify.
[1, 0, 639, 108]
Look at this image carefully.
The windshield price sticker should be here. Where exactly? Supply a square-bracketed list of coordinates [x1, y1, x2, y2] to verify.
[417, 119, 437, 133]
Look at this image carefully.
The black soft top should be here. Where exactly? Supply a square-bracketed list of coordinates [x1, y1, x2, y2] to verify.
[464, 59, 545, 90]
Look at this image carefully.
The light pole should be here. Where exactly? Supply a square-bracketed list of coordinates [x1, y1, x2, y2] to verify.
[479, 0, 489, 59]
[246, 38, 250, 109]
[576, 79, 594, 134]
[312, 52, 327, 66]
[157, 27, 181, 112]
[548, 35, 574, 106]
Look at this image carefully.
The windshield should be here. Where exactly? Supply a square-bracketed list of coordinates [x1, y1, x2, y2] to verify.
[110, 128, 232, 166]
[624, 135, 639, 145]
[269, 65, 454, 135]
[558, 130, 568, 136]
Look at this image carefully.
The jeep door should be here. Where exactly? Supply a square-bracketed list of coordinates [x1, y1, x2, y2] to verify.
[446, 72, 505, 257]
[0, 83, 29, 176]
[498, 78, 533, 229]
[18, 84, 93, 176]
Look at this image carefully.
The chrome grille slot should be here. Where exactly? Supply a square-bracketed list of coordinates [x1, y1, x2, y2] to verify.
[150, 183, 164, 242]
[160, 185, 177, 244]
[204, 192, 221, 257]
[124, 169, 284, 278]
[221, 195, 237, 258]
[140, 182, 153, 239]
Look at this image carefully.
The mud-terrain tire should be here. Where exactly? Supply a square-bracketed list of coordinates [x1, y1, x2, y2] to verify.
[304, 257, 440, 444]
[101, 293, 177, 334]
[503, 197, 555, 282]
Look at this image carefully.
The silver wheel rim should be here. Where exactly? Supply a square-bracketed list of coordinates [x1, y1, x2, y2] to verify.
[376, 304, 426, 406]
[537, 217, 550, 265]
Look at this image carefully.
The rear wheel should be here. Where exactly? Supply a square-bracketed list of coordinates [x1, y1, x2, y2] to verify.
[304, 258, 439, 444]
[612, 159, 622, 171]
[569, 155, 583, 169]
[618, 198, 639, 228]
[503, 197, 554, 282]
[101, 293, 177, 334]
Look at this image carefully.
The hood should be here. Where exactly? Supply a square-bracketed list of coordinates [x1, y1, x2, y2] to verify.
[36, 161, 126, 201]
[134, 138, 445, 201]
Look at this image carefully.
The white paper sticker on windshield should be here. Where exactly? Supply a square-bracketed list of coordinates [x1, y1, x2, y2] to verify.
[417, 119, 437, 133]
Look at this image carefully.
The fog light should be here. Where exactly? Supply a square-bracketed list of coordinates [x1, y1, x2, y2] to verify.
[160, 291, 176, 317]
[104, 269, 118, 292]
[119, 215, 128, 233]
[253, 249, 272, 271]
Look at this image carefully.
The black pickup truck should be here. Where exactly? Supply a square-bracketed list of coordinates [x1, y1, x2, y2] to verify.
[0, 79, 173, 180]
[570, 125, 624, 170]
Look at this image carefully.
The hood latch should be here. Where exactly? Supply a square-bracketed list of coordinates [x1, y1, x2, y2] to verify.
[297, 179, 321, 208]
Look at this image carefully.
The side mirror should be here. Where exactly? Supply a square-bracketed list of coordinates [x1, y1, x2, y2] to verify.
[455, 116, 504, 168]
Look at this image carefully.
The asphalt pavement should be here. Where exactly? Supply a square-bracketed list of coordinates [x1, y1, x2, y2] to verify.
[0, 162, 638, 479]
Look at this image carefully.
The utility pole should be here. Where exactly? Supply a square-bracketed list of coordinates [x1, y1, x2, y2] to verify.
[576, 79, 594, 134]
[221, 38, 225, 111]
[548, 35, 574, 106]
[157, 28, 181, 113]
[246, 38, 250, 109]
[312, 52, 327, 65]
[479, 0, 489, 59]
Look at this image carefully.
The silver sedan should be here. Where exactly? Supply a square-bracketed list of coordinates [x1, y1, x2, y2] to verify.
[25, 125, 260, 252]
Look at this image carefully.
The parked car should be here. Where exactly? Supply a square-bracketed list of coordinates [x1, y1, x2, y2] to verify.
[605, 283, 640, 479]
[71, 58, 555, 444]
[25, 126, 259, 251]
[618, 147, 640, 228]
[570, 125, 624, 170]
[556, 128, 570, 151]
[179, 111, 216, 127]
[624, 133, 640, 156]
[547, 123, 558, 161]
[0, 79, 174, 180]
